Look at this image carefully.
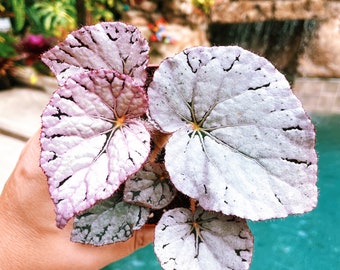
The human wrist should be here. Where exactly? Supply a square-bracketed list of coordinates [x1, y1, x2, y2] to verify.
[0, 190, 32, 269]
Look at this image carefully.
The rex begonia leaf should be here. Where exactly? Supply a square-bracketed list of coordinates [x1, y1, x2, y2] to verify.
[124, 162, 177, 209]
[71, 191, 149, 245]
[41, 22, 149, 86]
[40, 69, 150, 228]
[154, 207, 253, 270]
[148, 46, 318, 221]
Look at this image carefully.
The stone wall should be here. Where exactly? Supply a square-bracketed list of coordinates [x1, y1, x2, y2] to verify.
[210, 0, 325, 23]
[297, 0, 340, 77]
[121, 0, 339, 78]
[293, 78, 340, 113]
[121, 0, 209, 64]
[208, 20, 317, 82]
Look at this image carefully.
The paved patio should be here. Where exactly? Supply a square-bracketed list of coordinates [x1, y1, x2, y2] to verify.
[1, 77, 340, 192]
[0, 80, 55, 191]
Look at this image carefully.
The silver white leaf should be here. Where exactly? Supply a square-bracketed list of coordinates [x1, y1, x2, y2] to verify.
[124, 162, 177, 209]
[154, 207, 253, 270]
[148, 46, 318, 221]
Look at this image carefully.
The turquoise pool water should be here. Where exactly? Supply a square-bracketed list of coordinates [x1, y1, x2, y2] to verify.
[103, 114, 340, 270]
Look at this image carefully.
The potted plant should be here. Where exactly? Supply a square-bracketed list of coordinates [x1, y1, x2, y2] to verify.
[39, 22, 318, 269]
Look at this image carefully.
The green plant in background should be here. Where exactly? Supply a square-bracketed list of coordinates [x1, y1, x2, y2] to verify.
[0, 33, 18, 58]
[1, 0, 128, 39]
[192, 0, 214, 14]
[86, 0, 114, 22]
[85, 0, 127, 23]
[26, 0, 77, 39]
[25, 0, 127, 39]
[0, 32, 19, 89]
[0, 0, 26, 32]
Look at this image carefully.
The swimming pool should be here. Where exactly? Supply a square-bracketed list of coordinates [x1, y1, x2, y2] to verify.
[103, 114, 340, 270]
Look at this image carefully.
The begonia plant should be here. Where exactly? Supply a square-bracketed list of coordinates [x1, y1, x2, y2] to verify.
[40, 22, 318, 270]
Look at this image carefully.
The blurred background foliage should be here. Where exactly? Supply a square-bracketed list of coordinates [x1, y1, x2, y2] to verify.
[192, 0, 214, 14]
[26, 0, 77, 40]
[0, 0, 128, 39]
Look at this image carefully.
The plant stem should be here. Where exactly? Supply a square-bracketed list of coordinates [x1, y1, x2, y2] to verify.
[190, 198, 196, 213]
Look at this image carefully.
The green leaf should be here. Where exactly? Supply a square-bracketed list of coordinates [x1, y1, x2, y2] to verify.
[0, 33, 18, 58]
[71, 191, 150, 245]
[11, 0, 25, 31]
[27, 1, 76, 37]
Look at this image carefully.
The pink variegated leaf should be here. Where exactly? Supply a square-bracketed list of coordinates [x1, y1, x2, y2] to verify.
[40, 69, 150, 228]
[148, 46, 318, 221]
[42, 22, 149, 86]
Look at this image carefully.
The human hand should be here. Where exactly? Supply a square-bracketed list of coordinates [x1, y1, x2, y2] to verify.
[0, 130, 154, 270]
